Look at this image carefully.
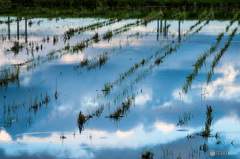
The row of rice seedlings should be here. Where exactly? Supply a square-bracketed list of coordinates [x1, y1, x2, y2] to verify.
[226, 11, 240, 32]
[0, 66, 20, 88]
[112, 20, 143, 35]
[24, 20, 145, 72]
[63, 11, 141, 41]
[5, 19, 116, 55]
[30, 91, 50, 114]
[74, 32, 143, 72]
[101, 12, 210, 96]
[0, 18, 14, 24]
[2, 100, 24, 119]
[182, 13, 239, 93]
[63, 19, 114, 40]
[207, 27, 238, 84]
[13, 10, 165, 71]
[183, 10, 212, 37]
[2, 91, 50, 128]
[6, 37, 43, 55]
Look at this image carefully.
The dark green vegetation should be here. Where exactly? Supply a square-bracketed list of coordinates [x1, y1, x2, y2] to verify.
[1, 0, 240, 9]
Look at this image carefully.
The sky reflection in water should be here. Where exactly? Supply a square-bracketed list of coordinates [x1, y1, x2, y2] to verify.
[0, 17, 240, 158]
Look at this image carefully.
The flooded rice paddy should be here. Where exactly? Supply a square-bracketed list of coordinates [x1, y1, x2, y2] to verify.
[0, 11, 240, 159]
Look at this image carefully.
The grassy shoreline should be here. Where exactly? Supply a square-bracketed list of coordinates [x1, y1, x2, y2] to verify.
[1, 0, 239, 9]
[0, 7, 239, 20]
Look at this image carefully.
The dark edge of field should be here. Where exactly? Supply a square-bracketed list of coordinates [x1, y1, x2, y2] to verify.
[0, 0, 240, 20]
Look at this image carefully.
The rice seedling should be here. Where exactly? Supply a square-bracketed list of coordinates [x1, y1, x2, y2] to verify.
[142, 146, 154, 159]
[53, 35, 58, 45]
[177, 111, 192, 126]
[99, 53, 108, 68]
[102, 30, 113, 41]
[55, 78, 58, 100]
[10, 41, 24, 55]
[60, 130, 66, 139]
[15, 14, 155, 73]
[92, 32, 99, 43]
[199, 143, 208, 152]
